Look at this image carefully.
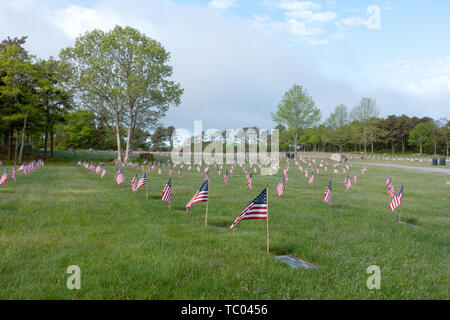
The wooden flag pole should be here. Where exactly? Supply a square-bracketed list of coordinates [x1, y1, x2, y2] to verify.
[266, 184, 270, 256]
[204, 178, 210, 227]
[398, 206, 401, 223]
[144, 168, 148, 200]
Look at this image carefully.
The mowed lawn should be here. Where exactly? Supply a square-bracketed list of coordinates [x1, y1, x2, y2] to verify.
[0, 161, 449, 299]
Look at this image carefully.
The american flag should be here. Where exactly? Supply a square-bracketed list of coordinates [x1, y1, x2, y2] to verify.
[131, 174, 138, 191]
[204, 168, 209, 181]
[277, 176, 284, 196]
[115, 168, 125, 185]
[323, 181, 332, 207]
[158, 167, 162, 174]
[353, 173, 357, 184]
[308, 173, 314, 184]
[388, 179, 395, 197]
[135, 172, 147, 191]
[95, 164, 102, 174]
[186, 180, 209, 212]
[224, 170, 229, 185]
[12, 166, 16, 181]
[101, 166, 106, 178]
[161, 177, 172, 205]
[389, 184, 403, 212]
[385, 176, 391, 187]
[0, 169, 8, 185]
[229, 188, 267, 229]
[178, 168, 182, 178]
[361, 166, 366, 175]
[344, 174, 352, 190]
[247, 173, 253, 190]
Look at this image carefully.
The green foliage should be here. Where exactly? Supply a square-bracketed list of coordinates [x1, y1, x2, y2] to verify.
[409, 123, 432, 155]
[59, 25, 184, 162]
[272, 84, 321, 151]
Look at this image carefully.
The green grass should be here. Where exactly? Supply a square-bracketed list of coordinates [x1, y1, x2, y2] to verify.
[0, 161, 449, 299]
[351, 158, 449, 168]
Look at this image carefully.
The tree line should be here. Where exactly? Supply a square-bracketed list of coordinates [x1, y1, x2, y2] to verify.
[272, 84, 449, 157]
[0, 26, 183, 162]
[1, 30, 448, 161]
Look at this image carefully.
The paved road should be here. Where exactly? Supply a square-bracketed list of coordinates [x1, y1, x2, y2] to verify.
[351, 161, 450, 176]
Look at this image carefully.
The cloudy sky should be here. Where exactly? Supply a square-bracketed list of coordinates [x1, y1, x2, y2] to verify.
[1, 0, 449, 130]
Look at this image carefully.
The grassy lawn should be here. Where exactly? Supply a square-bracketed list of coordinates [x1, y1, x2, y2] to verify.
[350, 158, 449, 168]
[0, 161, 448, 299]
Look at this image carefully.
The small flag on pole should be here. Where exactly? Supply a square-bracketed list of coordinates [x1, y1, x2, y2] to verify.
[224, 170, 229, 185]
[389, 184, 403, 212]
[323, 181, 332, 207]
[131, 174, 138, 192]
[161, 177, 172, 205]
[247, 173, 253, 190]
[229, 188, 267, 229]
[186, 180, 209, 213]
[115, 168, 125, 185]
[135, 172, 147, 191]
[388, 179, 395, 197]
[277, 176, 284, 196]
[0, 169, 8, 185]
[344, 174, 352, 190]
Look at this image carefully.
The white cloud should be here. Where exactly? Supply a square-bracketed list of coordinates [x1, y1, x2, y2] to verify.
[276, 1, 322, 11]
[409, 76, 450, 95]
[339, 16, 366, 27]
[208, 0, 236, 11]
[286, 10, 337, 23]
[50, 4, 120, 39]
[385, 57, 450, 97]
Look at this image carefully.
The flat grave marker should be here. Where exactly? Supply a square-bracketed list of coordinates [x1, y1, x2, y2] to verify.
[275, 255, 319, 270]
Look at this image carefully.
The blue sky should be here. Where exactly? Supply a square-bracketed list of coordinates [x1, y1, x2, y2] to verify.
[0, 0, 449, 130]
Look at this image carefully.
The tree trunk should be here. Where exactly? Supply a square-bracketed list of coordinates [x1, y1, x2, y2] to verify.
[19, 116, 27, 162]
[402, 138, 405, 155]
[50, 124, 54, 158]
[419, 144, 423, 155]
[43, 105, 50, 160]
[114, 111, 122, 162]
[124, 111, 134, 163]
[14, 130, 19, 163]
[43, 129, 48, 160]
[371, 141, 374, 154]
[7, 128, 13, 160]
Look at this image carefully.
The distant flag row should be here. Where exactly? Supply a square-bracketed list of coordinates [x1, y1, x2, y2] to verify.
[0, 160, 44, 185]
